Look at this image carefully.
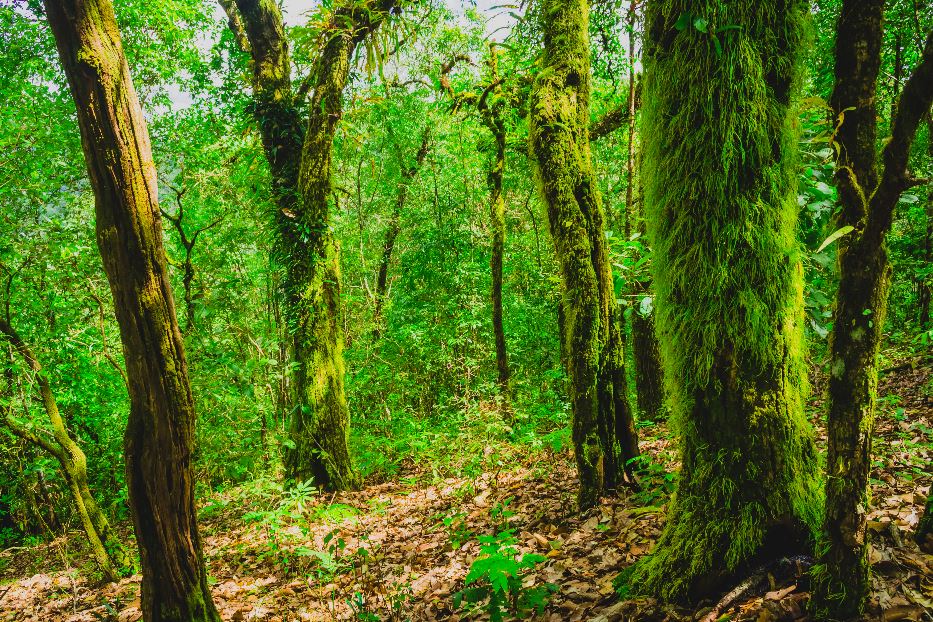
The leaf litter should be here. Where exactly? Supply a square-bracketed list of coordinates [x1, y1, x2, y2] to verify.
[1, 364, 930, 621]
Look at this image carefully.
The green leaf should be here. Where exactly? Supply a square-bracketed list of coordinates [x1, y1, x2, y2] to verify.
[815, 225, 855, 253]
[674, 12, 692, 31]
[693, 17, 708, 33]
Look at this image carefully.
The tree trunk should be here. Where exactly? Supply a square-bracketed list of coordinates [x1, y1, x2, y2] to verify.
[373, 126, 431, 340]
[919, 115, 932, 330]
[478, 51, 511, 406]
[232, 0, 396, 489]
[631, 310, 664, 420]
[529, 0, 639, 511]
[813, 5, 933, 616]
[630, 0, 821, 603]
[0, 318, 130, 582]
[43, 1, 220, 619]
[622, 3, 665, 422]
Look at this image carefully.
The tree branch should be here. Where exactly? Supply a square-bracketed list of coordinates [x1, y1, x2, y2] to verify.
[864, 29, 933, 246]
[218, 0, 251, 54]
[590, 103, 630, 141]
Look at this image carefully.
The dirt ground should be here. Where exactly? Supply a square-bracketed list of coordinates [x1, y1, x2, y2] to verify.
[1, 365, 930, 622]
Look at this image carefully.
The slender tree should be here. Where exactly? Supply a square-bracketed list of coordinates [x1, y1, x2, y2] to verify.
[161, 183, 223, 334]
[0, 315, 129, 582]
[529, 0, 639, 510]
[630, 0, 820, 602]
[373, 125, 431, 340]
[480, 49, 512, 406]
[621, 2, 665, 422]
[229, 0, 398, 488]
[812, 1, 933, 614]
[43, 0, 221, 619]
[440, 48, 514, 406]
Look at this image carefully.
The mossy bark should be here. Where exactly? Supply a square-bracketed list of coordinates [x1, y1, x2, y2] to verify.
[622, 12, 665, 423]
[478, 51, 512, 406]
[0, 319, 130, 582]
[813, 7, 933, 618]
[529, 0, 639, 510]
[631, 311, 664, 420]
[632, 0, 820, 603]
[233, 0, 397, 489]
[43, 0, 220, 619]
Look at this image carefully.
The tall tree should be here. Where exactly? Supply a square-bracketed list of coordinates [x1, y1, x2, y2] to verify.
[440, 47, 514, 407]
[529, 0, 639, 510]
[43, 0, 221, 619]
[630, 0, 820, 602]
[812, 1, 933, 614]
[373, 124, 431, 340]
[621, 1, 665, 422]
[229, 0, 398, 489]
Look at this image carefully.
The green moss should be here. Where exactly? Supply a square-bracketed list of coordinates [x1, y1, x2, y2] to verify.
[624, 0, 821, 603]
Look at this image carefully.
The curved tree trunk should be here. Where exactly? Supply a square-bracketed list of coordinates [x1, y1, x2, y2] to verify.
[631, 0, 820, 603]
[813, 5, 933, 616]
[44, 1, 220, 619]
[0, 319, 129, 582]
[232, 0, 397, 489]
[529, 0, 638, 511]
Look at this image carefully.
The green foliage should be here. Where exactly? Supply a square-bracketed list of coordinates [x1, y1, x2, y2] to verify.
[454, 528, 557, 621]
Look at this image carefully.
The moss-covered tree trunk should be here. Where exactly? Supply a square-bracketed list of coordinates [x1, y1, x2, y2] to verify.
[233, 0, 397, 489]
[920, 116, 933, 330]
[0, 319, 129, 582]
[631, 311, 664, 420]
[44, 1, 220, 619]
[479, 52, 512, 406]
[622, 5, 665, 423]
[631, 0, 821, 603]
[530, 0, 639, 510]
[813, 7, 933, 617]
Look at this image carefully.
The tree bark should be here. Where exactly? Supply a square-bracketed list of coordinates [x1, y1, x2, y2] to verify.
[919, 115, 932, 330]
[0, 318, 129, 582]
[631, 310, 664, 420]
[232, 0, 396, 489]
[529, 0, 639, 511]
[478, 50, 512, 406]
[621, 2, 665, 422]
[813, 4, 933, 616]
[43, 1, 220, 619]
[630, 0, 820, 603]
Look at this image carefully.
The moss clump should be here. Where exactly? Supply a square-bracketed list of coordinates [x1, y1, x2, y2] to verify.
[626, 0, 821, 603]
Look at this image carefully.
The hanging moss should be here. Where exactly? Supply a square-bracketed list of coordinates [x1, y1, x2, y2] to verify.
[623, 0, 821, 603]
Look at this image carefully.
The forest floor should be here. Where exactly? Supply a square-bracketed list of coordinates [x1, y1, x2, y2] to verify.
[1, 363, 931, 622]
